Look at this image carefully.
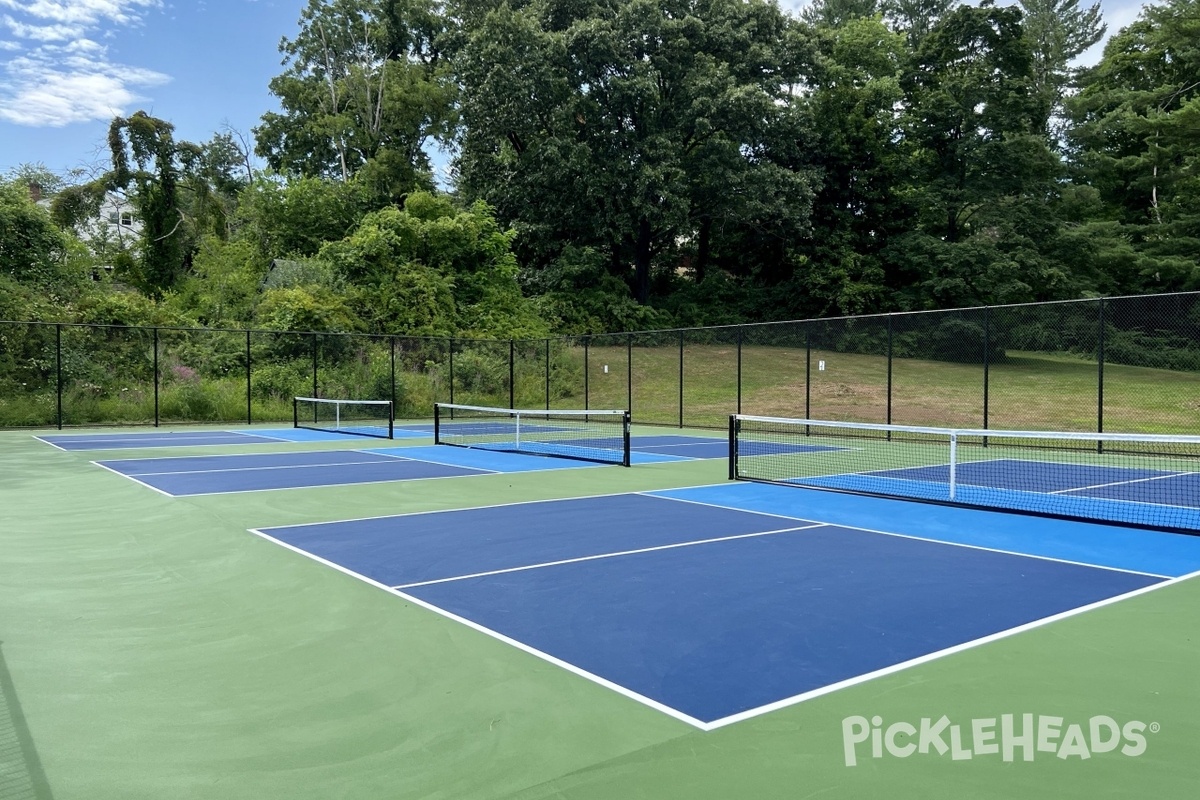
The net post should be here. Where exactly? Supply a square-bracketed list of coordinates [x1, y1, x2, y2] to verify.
[514, 408, 521, 449]
[293, 397, 298, 429]
[433, 403, 442, 444]
[623, 410, 631, 467]
[948, 431, 957, 501]
[387, 400, 394, 439]
[728, 415, 738, 480]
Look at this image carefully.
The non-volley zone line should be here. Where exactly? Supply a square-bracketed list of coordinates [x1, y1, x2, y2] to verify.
[254, 491, 1179, 728]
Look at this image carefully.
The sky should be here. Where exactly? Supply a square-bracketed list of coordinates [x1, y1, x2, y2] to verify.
[0, 0, 1153, 182]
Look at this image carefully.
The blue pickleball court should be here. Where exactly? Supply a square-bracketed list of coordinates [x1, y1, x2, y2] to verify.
[253, 487, 1200, 728]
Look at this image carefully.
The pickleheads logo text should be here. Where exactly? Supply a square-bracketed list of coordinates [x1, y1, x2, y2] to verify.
[841, 714, 1158, 766]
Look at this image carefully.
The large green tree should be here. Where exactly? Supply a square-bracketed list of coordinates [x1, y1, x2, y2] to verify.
[255, 0, 455, 198]
[453, 0, 814, 306]
[1067, 0, 1200, 293]
[893, 2, 1068, 307]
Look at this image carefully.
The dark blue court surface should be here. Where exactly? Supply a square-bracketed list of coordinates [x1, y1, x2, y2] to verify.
[254, 490, 1182, 727]
[38, 430, 292, 450]
[97, 450, 490, 496]
[95, 444, 624, 496]
[37, 427, 431, 450]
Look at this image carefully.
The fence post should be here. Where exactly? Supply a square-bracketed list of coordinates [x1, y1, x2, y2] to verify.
[311, 333, 318, 399]
[804, 325, 812, 422]
[55, 324, 62, 430]
[678, 330, 684, 428]
[153, 327, 159, 427]
[545, 339, 550, 410]
[509, 340, 515, 409]
[1097, 298, 1106, 449]
[245, 330, 252, 425]
[982, 307, 990, 434]
[886, 316, 893, 430]
[627, 333, 632, 417]
[584, 337, 590, 410]
[448, 338, 455, 405]
[390, 337, 397, 415]
[736, 326, 743, 415]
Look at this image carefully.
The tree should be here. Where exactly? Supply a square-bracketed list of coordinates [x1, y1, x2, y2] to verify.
[894, 2, 1067, 307]
[317, 190, 549, 336]
[255, 0, 455, 197]
[453, 0, 814, 306]
[1067, 0, 1200, 293]
[0, 180, 71, 287]
[884, 0, 958, 47]
[1017, 0, 1105, 136]
[800, 0, 880, 29]
[793, 14, 911, 315]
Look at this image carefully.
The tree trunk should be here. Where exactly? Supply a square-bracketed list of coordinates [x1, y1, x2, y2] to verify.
[695, 216, 711, 284]
[634, 218, 652, 305]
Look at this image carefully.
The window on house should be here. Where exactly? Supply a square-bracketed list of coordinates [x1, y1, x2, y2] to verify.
[120, 212, 134, 227]
[108, 212, 119, 224]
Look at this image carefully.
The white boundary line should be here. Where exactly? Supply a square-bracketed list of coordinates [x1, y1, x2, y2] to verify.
[392, 524, 827, 589]
[1052, 470, 1196, 495]
[90, 460, 178, 498]
[248, 518, 1197, 732]
[37, 429, 300, 450]
[252, 482, 732, 532]
[702, 569, 1200, 730]
[118, 456, 406, 478]
[147, 468, 501, 498]
[247, 527, 711, 729]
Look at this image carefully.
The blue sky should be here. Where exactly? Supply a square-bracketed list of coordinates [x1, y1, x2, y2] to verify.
[1, 0, 1149, 181]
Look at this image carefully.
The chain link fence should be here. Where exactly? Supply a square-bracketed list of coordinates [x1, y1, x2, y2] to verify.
[4, 292, 1200, 434]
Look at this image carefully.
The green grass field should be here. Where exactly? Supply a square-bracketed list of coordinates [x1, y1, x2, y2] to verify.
[2, 424, 1200, 799]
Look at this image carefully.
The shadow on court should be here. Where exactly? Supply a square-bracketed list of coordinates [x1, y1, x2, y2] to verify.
[0, 643, 54, 800]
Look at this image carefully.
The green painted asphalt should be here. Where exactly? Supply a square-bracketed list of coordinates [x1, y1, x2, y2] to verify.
[1, 426, 1197, 799]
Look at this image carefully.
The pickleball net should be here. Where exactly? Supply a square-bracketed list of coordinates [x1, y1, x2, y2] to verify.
[293, 397, 394, 439]
[729, 414, 1200, 533]
[434, 403, 631, 466]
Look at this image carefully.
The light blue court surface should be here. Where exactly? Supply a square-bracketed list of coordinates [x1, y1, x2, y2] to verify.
[660, 482, 1200, 578]
[254, 486, 1200, 727]
[782, 456, 1200, 532]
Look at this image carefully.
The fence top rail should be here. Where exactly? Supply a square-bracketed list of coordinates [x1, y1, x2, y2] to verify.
[732, 415, 1200, 446]
[5, 289, 1200, 344]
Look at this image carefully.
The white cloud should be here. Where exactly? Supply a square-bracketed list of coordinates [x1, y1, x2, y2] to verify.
[3, 16, 86, 41]
[0, 1, 160, 29]
[0, 0, 167, 126]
